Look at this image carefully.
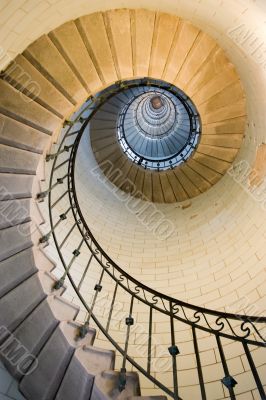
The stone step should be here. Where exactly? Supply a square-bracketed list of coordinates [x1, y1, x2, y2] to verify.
[104, 9, 133, 80]
[92, 370, 141, 399]
[0, 247, 37, 299]
[0, 273, 46, 336]
[4, 54, 74, 119]
[93, 109, 118, 122]
[47, 295, 79, 321]
[36, 152, 46, 182]
[109, 97, 127, 108]
[91, 136, 117, 153]
[75, 345, 115, 376]
[0, 80, 61, 135]
[54, 345, 116, 400]
[31, 199, 45, 228]
[192, 152, 231, 175]
[91, 119, 117, 130]
[37, 270, 66, 295]
[55, 354, 94, 400]
[93, 143, 118, 161]
[0, 223, 33, 262]
[0, 198, 32, 230]
[91, 129, 115, 143]
[77, 13, 117, 85]
[0, 113, 50, 154]
[100, 102, 121, 115]
[24, 35, 87, 106]
[49, 20, 102, 95]
[20, 324, 74, 400]
[33, 247, 56, 272]
[114, 91, 131, 104]
[0, 143, 40, 174]
[180, 164, 212, 194]
[0, 173, 33, 200]
[186, 158, 221, 186]
[2, 297, 58, 379]
[59, 321, 96, 348]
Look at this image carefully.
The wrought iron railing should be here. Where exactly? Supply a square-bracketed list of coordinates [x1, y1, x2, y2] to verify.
[38, 79, 266, 400]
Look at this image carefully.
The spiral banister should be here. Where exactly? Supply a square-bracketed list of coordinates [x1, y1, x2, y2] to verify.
[39, 79, 266, 400]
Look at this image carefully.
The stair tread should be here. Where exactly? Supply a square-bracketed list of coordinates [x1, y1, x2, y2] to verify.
[0, 198, 31, 230]
[0, 173, 33, 200]
[0, 247, 37, 299]
[0, 80, 61, 135]
[20, 324, 74, 400]
[76, 345, 115, 376]
[50, 20, 102, 94]
[59, 320, 96, 348]
[0, 223, 32, 263]
[2, 298, 58, 379]
[25, 35, 87, 105]
[33, 247, 56, 272]
[55, 354, 94, 400]
[37, 270, 66, 295]
[93, 370, 141, 400]
[4, 54, 73, 119]
[0, 113, 50, 154]
[0, 273, 46, 334]
[0, 143, 39, 175]
[47, 294, 80, 321]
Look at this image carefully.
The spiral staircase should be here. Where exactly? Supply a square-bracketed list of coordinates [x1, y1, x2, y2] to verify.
[0, 6, 265, 400]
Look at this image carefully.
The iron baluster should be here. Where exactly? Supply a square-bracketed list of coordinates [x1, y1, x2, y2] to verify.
[54, 236, 85, 289]
[242, 342, 266, 399]
[51, 190, 70, 209]
[37, 174, 68, 201]
[78, 268, 106, 339]
[147, 306, 153, 375]
[106, 281, 118, 333]
[216, 335, 237, 400]
[46, 144, 74, 161]
[192, 326, 207, 400]
[77, 254, 93, 291]
[169, 301, 179, 400]
[54, 158, 71, 171]
[39, 206, 72, 244]
[119, 295, 135, 392]
[65, 129, 82, 138]
[59, 219, 79, 250]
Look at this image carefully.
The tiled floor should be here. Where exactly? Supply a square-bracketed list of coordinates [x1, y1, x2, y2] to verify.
[0, 362, 25, 400]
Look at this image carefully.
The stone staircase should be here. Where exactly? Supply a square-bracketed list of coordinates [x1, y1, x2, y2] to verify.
[0, 231, 164, 399]
[0, 8, 247, 399]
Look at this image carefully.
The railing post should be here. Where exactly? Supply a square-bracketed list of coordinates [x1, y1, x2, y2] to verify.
[53, 237, 84, 289]
[169, 301, 180, 400]
[216, 335, 237, 400]
[119, 295, 134, 392]
[78, 268, 105, 339]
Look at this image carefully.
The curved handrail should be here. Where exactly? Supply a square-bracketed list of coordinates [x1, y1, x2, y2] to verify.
[43, 78, 266, 400]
